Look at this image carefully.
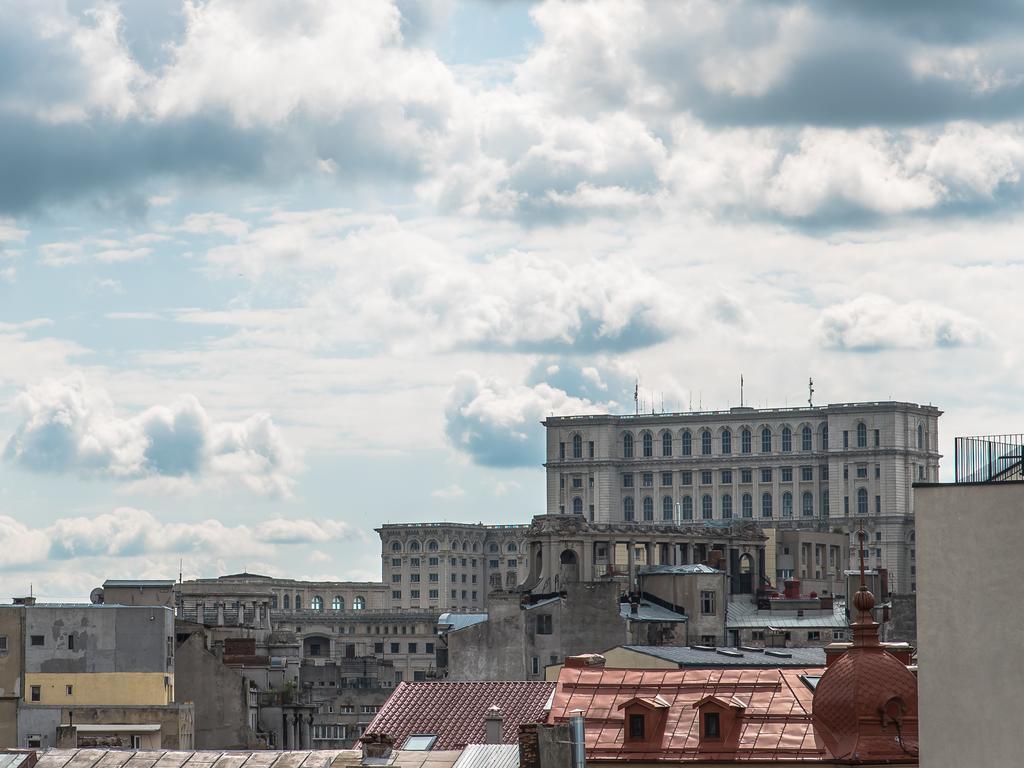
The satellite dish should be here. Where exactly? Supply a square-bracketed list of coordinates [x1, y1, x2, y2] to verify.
[89, 587, 105, 605]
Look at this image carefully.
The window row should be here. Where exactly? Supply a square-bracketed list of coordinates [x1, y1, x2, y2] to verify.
[620, 491, 825, 521]
[621, 466, 828, 487]
[274, 595, 366, 611]
[389, 539, 514, 553]
[620, 425, 828, 459]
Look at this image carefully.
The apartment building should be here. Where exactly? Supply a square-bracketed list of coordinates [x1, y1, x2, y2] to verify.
[543, 401, 941, 593]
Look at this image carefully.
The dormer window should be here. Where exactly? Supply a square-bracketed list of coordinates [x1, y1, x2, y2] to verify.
[629, 714, 645, 739]
[618, 695, 669, 749]
[704, 712, 720, 738]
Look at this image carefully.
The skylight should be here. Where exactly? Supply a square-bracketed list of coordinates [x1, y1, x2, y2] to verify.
[800, 675, 821, 691]
[404, 735, 438, 751]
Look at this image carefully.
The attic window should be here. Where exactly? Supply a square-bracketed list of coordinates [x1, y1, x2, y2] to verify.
[704, 712, 720, 739]
[404, 735, 438, 751]
[628, 714, 645, 739]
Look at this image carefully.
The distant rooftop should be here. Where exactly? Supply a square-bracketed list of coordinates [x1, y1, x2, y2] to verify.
[619, 600, 688, 623]
[437, 612, 489, 633]
[622, 644, 827, 668]
[639, 563, 723, 575]
[33, 751, 353, 768]
[102, 579, 175, 588]
[727, 599, 849, 629]
[544, 400, 941, 424]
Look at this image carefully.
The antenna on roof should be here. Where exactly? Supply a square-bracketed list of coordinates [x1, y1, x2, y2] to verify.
[740, 374, 744, 407]
[808, 377, 815, 407]
[634, 379, 639, 415]
[179, 558, 183, 584]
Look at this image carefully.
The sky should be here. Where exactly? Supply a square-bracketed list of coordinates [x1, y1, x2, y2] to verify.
[2, 0, 1023, 601]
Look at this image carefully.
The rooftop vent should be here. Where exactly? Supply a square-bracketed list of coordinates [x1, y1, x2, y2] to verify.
[715, 649, 743, 658]
[765, 650, 792, 658]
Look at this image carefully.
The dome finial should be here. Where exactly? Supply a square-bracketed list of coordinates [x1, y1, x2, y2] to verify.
[851, 528, 878, 645]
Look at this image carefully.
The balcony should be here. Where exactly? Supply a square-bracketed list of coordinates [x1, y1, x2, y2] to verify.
[954, 434, 1024, 483]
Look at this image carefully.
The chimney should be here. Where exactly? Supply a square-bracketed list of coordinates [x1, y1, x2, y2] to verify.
[783, 579, 800, 599]
[485, 705, 504, 744]
[630, 599, 640, 615]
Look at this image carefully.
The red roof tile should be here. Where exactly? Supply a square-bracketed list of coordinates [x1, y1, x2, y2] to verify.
[361, 681, 556, 750]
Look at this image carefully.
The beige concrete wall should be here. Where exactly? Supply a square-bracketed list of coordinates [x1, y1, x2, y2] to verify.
[916, 482, 1024, 768]
[545, 646, 676, 680]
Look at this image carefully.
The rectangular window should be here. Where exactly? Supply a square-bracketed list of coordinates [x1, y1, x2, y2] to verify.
[662, 472, 673, 486]
[874, 429, 880, 447]
[410, 590, 420, 599]
[843, 465, 849, 479]
[472, 590, 478, 599]
[462, 590, 467, 599]
[740, 468, 752, 483]
[532, 657, 540, 675]
[410, 574, 420, 583]
[807, 631, 821, 641]
[801, 466, 813, 481]
[429, 589, 439, 599]
[760, 468, 772, 483]
[451, 589, 457, 598]
[30, 635, 44, 647]
[623, 473, 634, 487]
[391, 558, 401, 566]
[0, 636, 6, 652]
[856, 466, 868, 478]
[411, 557, 420, 566]
[875, 495, 881, 514]
[559, 442, 565, 459]
[390, 642, 400, 653]
[642, 472, 653, 487]
[67, 635, 74, 651]
[392, 574, 401, 582]
[588, 441, 595, 458]
[781, 467, 793, 482]
[720, 470, 732, 484]
[392, 590, 401, 599]
[429, 557, 439, 566]
[489, 559, 499, 568]
[751, 631, 765, 641]
[701, 470, 712, 485]
[681, 471, 692, 485]
[408, 643, 417, 653]
[374, 642, 384, 654]
[509, 559, 517, 567]
[843, 430, 849, 448]
[629, 714, 645, 739]
[820, 465, 829, 480]
[426, 642, 434, 653]
[30, 686, 40, 702]
[66, 685, 73, 695]
[700, 591, 715, 615]
[536, 614, 553, 634]
[844, 496, 849, 515]
[572, 477, 582, 488]
[704, 712, 720, 738]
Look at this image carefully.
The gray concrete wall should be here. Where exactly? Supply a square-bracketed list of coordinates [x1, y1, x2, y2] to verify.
[17, 703, 193, 749]
[0, 607, 24, 747]
[23, 606, 172, 675]
[916, 482, 1024, 768]
[885, 593, 917, 647]
[175, 633, 260, 749]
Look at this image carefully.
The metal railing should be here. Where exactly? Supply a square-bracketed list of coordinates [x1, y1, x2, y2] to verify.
[954, 434, 1024, 483]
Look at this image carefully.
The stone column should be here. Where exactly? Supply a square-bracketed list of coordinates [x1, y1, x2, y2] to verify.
[304, 713, 314, 748]
[291, 712, 300, 749]
[216, 602, 225, 626]
[627, 540, 636, 588]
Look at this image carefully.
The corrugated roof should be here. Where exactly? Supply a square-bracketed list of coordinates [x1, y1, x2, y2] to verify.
[622, 645, 827, 667]
[436, 613, 488, 633]
[362, 681, 555, 750]
[638, 564, 723, 575]
[618, 602, 687, 622]
[726, 599, 849, 629]
[0, 754, 33, 768]
[549, 666, 831, 762]
[34, 752, 351, 768]
[451, 745, 518, 768]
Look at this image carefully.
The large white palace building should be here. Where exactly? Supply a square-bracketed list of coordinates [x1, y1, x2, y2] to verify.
[543, 401, 941, 594]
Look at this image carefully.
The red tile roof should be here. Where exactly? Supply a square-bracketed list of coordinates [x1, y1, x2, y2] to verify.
[549, 666, 847, 763]
[362, 681, 556, 750]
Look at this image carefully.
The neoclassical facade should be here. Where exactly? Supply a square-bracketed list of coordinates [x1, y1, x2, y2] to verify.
[376, 522, 529, 613]
[543, 401, 941, 594]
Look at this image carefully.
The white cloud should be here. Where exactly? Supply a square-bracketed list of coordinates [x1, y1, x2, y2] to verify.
[431, 483, 465, 499]
[819, 294, 987, 351]
[3, 376, 295, 497]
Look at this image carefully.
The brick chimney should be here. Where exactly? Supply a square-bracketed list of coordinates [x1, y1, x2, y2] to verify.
[485, 705, 504, 744]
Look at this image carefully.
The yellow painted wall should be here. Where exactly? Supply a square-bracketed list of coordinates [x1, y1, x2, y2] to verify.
[545, 647, 677, 680]
[24, 673, 173, 706]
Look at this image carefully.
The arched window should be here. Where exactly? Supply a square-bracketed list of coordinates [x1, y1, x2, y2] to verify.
[409, 541, 420, 552]
[489, 542, 498, 553]
[450, 540, 459, 551]
[741, 493, 753, 518]
[642, 432, 653, 457]
[761, 427, 772, 453]
[917, 423, 924, 450]
[283, 594, 290, 610]
[270, 594, 278, 609]
[507, 543, 517, 553]
[701, 430, 712, 455]
[391, 541, 401, 552]
[311, 596, 324, 611]
[463, 542, 469, 551]
[473, 542, 479, 552]
[781, 427, 792, 452]
[681, 495, 693, 520]
[681, 430, 692, 456]
[332, 596, 343, 611]
[761, 492, 773, 517]
[642, 497, 654, 520]
[662, 431, 673, 456]
[802, 492, 814, 517]
[857, 423, 867, 448]
[702, 494, 713, 519]
[821, 424, 829, 450]
[572, 433, 582, 459]
[741, 429, 752, 454]
[662, 496, 674, 520]
[857, 487, 869, 515]
[722, 494, 733, 519]
[428, 540, 439, 551]
[721, 429, 732, 455]
[782, 492, 793, 517]
[801, 425, 812, 451]
[623, 433, 634, 458]
[623, 497, 635, 521]
[572, 497, 583, 514]
[295, 595, 303, 610]
[353, 596, 365, 610]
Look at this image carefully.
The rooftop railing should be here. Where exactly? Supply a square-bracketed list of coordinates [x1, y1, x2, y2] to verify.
[954, 434, 1024, 483]
[546, 401, 937, 422]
